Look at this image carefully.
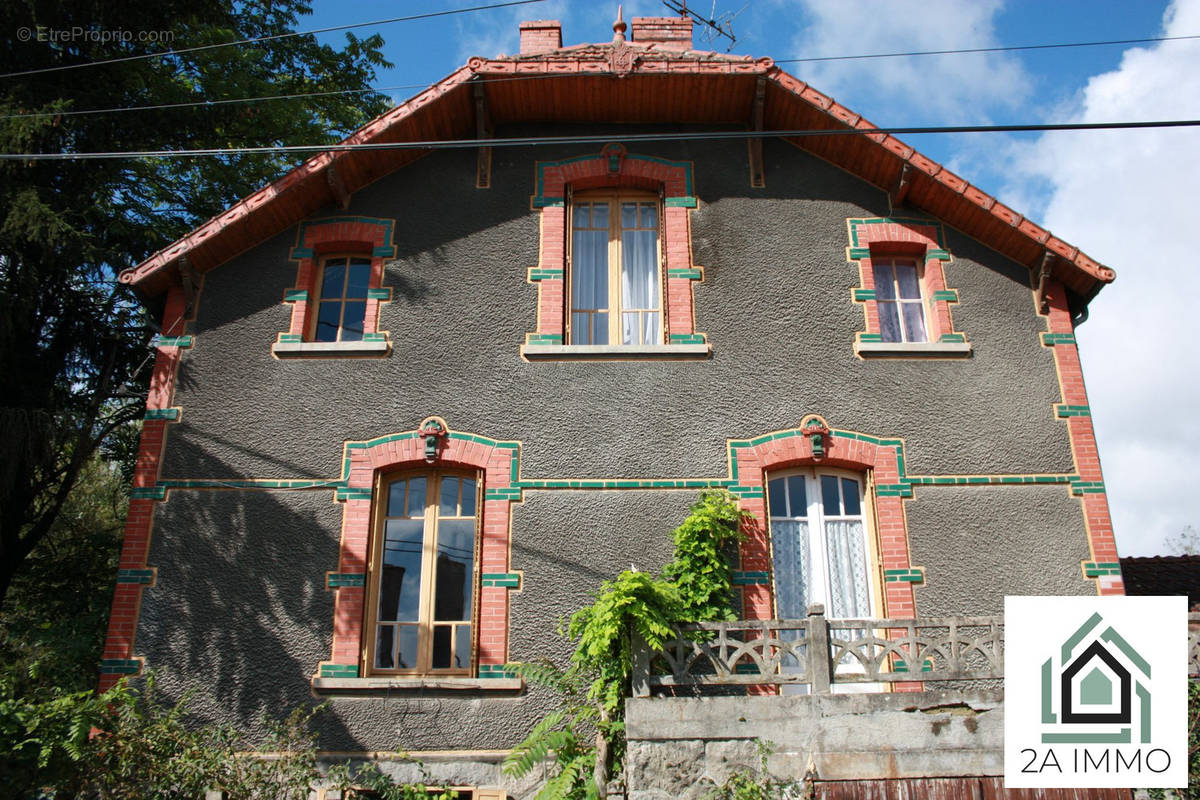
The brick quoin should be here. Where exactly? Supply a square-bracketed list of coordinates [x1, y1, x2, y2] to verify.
[1044, 279, 1124, 595]
[99, 286, 189, 692]
[732, 423, 924, 693]
[331, 426, 519, 674]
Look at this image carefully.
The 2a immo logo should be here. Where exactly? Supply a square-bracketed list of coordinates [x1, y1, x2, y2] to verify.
[1005, 596, 1187, 788]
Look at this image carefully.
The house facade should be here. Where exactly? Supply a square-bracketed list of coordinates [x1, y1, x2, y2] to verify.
[102, 14, 1124, 797]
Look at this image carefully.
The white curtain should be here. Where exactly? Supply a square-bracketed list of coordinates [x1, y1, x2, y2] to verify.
[620, 203, 659, 344]
[824, 520, 871, 618]
[772, 519, 811, 618]
[571, 223, 608, 344]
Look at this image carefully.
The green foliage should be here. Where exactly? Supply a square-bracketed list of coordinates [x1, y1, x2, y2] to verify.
[701, 741, 810, 800]
[326, 757, 460, 800]
[506, 491, 748, 797]
[1145, 680, 1200, 800]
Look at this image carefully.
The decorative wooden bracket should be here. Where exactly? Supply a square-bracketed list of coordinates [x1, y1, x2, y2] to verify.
[1035, 250, 1056, 314]
[177, 255, 199, 317]
[325, 160, 352, 210]
[474, 81, 493, 189]
[889, 163, 912, 208]
[748, 76, 766, 188]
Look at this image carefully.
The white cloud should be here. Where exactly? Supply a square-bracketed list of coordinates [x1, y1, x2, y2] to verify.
[788, 0, 1031, 124]
[1011, 0, 1200, 554]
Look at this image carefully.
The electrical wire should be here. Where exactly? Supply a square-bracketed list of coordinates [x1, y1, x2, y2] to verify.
[4, 31, 1198, 121]
[776, 33, 1200, 63]
[4, 119, 1199, 161]
[0, 0, 547, 79]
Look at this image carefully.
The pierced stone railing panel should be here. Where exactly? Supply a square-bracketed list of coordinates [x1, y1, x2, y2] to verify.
[826, 616, 1003, 684]
[648, 619, 811, 687]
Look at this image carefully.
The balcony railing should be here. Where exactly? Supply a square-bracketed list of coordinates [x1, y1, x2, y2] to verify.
[631, 606, 1200, 696]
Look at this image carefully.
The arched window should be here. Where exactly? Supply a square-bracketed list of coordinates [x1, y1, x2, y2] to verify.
[365, 470, 479, 675]
[767, 470, 876, 621]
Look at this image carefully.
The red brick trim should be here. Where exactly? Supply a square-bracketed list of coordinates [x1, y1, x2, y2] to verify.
[278, 217, 394, 346]
[99, 286, 190, 692]
[527, 146, 704, 346]
[325, 420, 520, 677]
[1042, 280, 1123, 596]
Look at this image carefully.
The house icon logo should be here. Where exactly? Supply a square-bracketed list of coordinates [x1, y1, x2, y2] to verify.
[1040, 611, 1150, 745]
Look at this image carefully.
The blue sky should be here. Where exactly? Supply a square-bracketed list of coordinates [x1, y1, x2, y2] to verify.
[309, 0, 1199, 556]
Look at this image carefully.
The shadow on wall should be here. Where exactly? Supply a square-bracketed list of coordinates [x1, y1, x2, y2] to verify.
[135, 443, 353, 748]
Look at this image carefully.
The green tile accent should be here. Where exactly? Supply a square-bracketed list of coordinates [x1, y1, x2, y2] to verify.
[852, 288, 876, 301]
[155, 335, 193, 348]
[884, 568, 925, 583]
[362, 332, 387, 342]
[848, 247, 871, 259]
[318, 663, 359, 679]
[335, 487, 373, 501]
[1055, 404, 1091, 418]
[117, 568, 155, 584]
[481, 572, 521, 589]
[533, 153, 695, 206]
[327, 573, 366, 588]
[666, 268, 703, 279]
[372, 245, 394, 257]
[484, 487, 522, 501]
[857, 333, 883, 343]
[529, 269, 565, 281]
[938, 333, 966, 343]
[734, 663, 761, 675]
[284, 289, 309, 302]
[1041, 332, 1076, 346]
[669, 333, 706, 345]
[727, 485, 764, 499]
[847, 217, 946, 249]
[1083, 561, 1122, 578]
[291, 217, 396, 260]
[732, 571, 770, 586]
[367, 288, 390, 300]
[664, 196, 698, 208]
[290, 247, 315, 258]
[101, 659, 141, 675]
[926, 249, 951, 261]
[930, 289, 958, 302]
[1070, 479, 1106, 495]
[130, 487, 167, 501]
[144, 407, 181, 421]
[875, 483, 913, 498]
[893, 658, 933, 673]
[527, 333, 563, 344]
[279, 333, 303, 343]
[532, 196, 565, 208]
[478, 664, 517, 679]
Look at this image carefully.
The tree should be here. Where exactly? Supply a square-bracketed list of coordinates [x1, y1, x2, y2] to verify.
[1164, 525, 1200, 556]
[0, 0, 392, 605]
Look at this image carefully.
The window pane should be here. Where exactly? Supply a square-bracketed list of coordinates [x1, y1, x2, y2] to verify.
[772, 519, 810, 617]
[643, 312, 660, 345]
[821, 474, 840, 516]
[768, 478, 786, 516]
[786, 475, 807, 517]
[825, 521, 871, 618]
[621, 229, 659, 310]
[591, 313, 609, 345]
[393, 625, 418, 670]
[460, 478, 476, 518]
[341, 302, 365, 341]
[641, 202, 657, 228]
[872, 264, 896, 300]
[622, 201, 637, 229]
[573, 203, 591, 227]
[375, 625, 394, 669]
[387, 478, 407, 517]
[901, 302, 928, 343]
[455, 625, 472, 670]
[572, 230, 608, 311]
[878, 302, 902, 342]
[621, 312, 638, 346]
[592, 201, 608, 227]
[841, 478, 861, 516]
[439, 475, 460, 516]
[379, 519, 424, 621]
[432, 625, 452, 669]
[571, 312, 592, 344]
[434, 519, 475, 621]
[346, 262, 370, 299]
[315, 301, 342, 342]
[406, 476, 426, 517]
[895, 263, 921, 299]
[321, 262, 346, 298]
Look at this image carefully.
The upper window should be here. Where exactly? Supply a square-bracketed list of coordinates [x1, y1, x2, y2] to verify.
[366, 471, 479, 675]
[313, 255, 371, 343]
[871, 258, 927, 344]
[767, 470, 874, 620]
[569, 193, 662, 346]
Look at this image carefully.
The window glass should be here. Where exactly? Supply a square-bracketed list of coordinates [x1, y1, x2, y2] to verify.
[314, 255, 372, 342]
[871, 258, 928, 343]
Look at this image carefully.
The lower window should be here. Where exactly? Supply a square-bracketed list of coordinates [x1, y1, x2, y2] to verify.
[365, 471, 479, 675]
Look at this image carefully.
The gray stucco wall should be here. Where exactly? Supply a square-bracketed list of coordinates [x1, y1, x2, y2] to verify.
[135, 132, 1093, 753]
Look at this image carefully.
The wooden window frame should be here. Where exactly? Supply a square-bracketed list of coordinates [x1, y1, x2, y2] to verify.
[870, 256, 929, 344]
[363, 469, 482, 677]
[310, 253, 373, 343]
[566, 189, 664, 347]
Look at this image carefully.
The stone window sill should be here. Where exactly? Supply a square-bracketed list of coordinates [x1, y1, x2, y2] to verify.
[855, 341, 972, 358]
[311, 676, 523, 694]
[272, 340, 390, 358]
[521, 344, 711, 361]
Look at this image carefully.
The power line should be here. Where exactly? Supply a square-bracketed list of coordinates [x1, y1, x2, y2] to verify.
[4, 31, 1198, 121]
[777, 33, 1200, 64]
[0, 0, 547, 79]
[5, 119, 1199, 161]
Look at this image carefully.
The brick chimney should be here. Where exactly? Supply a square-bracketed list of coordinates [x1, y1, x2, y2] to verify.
[519, 20, 562, 54]
[630, 16, 693, 51]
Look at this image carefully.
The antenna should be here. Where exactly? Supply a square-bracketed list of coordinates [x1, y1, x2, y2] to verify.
[661, 0, 746, 51]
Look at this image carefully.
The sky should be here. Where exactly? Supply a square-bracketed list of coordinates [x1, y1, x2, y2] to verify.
[308, 0, 1198, 557]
